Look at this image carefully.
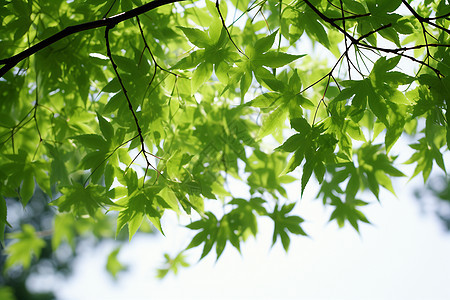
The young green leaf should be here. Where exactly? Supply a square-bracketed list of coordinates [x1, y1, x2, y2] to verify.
[258, 104, 289, 139]
[178, 26, 211, 48]
[106, 247, 127, 279]
[255, 53, 306, 68]
[4, 224, 46, 271]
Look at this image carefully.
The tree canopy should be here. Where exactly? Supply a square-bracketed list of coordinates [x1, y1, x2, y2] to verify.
[0, 0, 449, 279]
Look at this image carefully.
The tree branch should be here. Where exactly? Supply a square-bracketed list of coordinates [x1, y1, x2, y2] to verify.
[401, 0, 450, 35]
[302, 0, 357, 44]
[216, 0, 248, 58]
[0, 0, 187, 78]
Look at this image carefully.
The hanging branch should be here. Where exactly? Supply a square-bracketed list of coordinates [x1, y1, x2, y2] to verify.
[216, 0, 249, 58]
[104, 25, 160, 186]
[136, 16, 181, 78]
[339, 0, 352, 80]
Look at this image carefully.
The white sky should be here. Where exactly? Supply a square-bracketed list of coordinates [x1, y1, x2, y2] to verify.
[36, 170, 450, 300]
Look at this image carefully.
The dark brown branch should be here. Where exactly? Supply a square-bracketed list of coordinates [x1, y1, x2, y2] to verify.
[83, 134, 140, 186]
[401, 0, 450, 35]
[339, 0, 351, 79]
[330, 13, 371, 21]
[327, 0, 358, 16]
[298, 41, 352, 95]
[105, 27, 143, 144]
[105, 26, 150, 175]
[361, 45, 442, 77]
[426, 12, 450, 21]
[312, 74, 331, 125]
[34, 72, 42, 143]
[136, 16, 180, 77]
[105, 25, 162, 187]
[0, 0, 187, 78]
[303, 0, 357, 44]
[103, 0, 119, 18]
[391, 43, 450, 51]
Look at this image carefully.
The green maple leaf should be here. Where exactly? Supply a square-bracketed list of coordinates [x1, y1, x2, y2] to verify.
[329, 197, 370, 232]
[357, 144, 405, 198]
[5, 224, 46, 270]
[0, 196, 11, 246]
[51, 183, 117, 217]
[106, 247, 127, 279]
[113, 190, 165, 240]
[186, 212, 219, 259]
[156, 252, 190, 279]
[248, 31, 306, 69]
[269, 203, 307, 251]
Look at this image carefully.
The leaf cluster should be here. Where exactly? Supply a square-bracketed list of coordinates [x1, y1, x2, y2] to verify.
[0, 0, 449, 277]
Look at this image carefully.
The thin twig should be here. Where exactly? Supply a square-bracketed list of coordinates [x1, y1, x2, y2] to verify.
[216, 0, 249, 58]
[339, 0, 351, 80]
[105, 25, 159, 187]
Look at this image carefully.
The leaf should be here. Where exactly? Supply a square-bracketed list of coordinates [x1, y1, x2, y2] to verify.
[329, 198, 370, 232]
[178, 26, 210, 48]
[276, 133, 303, 152]
[185, 213, 219, 259]
[249, 92, 282, 108]
[373, 56, 401, 73]
[358, 143, 404, 199]
[290, 118, 311, 133]
[367, 85, 388, 126]
[253, 67, 285, 91]
[113, 55, 139, 74]
[0, 286, 15, 300]
[303, 8, 330, 48]
[156, 252, 190, 279]
[115, 191, 164, 240]
[289, 69, 302, 92]
[270, 204, 307, 251]
[0, 196, 11, 246]
[5, 224, 46, 270]
[255, 53, 306, 68]
[20, 168, 35, 206]
[104, 91, 126, 113]
[97, 112, 114, 142]
[52, 213, 76, 250]
[1, 0, 449, 272]
[70, 134, 109, 150]
[51, 183, 117, 217]
[192, 62, 213, 93]
[301, 157, 315, 195]
[254, 30, 277, 53]
[103, 78, 121, 93]
[106, 247, 127, 279]
[343, 0, 367, 14]
[258, 104, 289, 139]
[240, 68, 253, 99]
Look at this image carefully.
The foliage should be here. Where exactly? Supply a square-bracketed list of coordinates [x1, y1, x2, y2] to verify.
[0, 0, 449, 279]
[0, 189, 78, 299]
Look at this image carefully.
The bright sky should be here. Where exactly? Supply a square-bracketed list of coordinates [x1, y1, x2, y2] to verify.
[29, 170, 450, 300]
